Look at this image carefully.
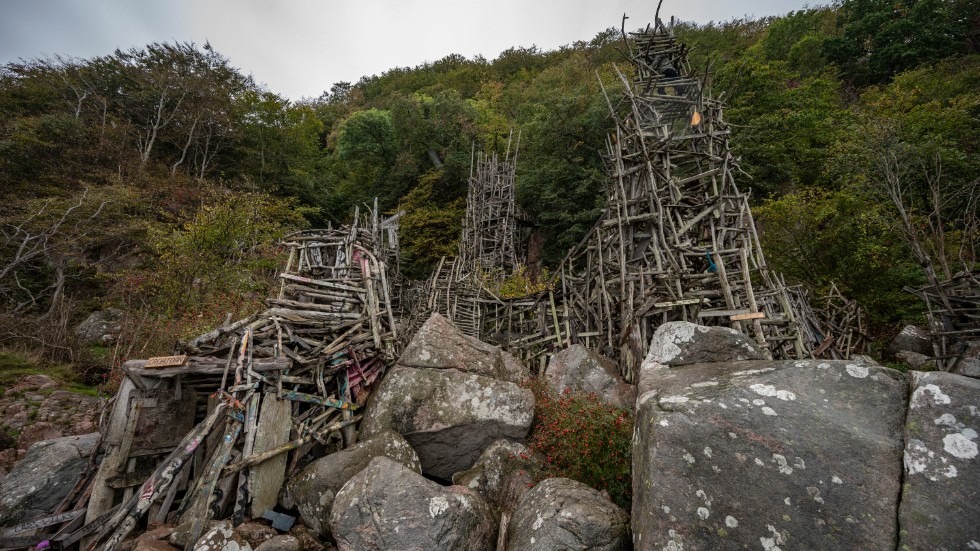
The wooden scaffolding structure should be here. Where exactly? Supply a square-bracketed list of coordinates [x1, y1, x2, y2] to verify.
[459, 138, 524, 278]
[541, 20, 810, 380]
[418, 20, 819, 381]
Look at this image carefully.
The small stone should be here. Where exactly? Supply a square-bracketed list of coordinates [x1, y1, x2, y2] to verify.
[254, 536, 299, 551]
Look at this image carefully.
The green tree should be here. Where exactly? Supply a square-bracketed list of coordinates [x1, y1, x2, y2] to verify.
[824, 0, 978, 86]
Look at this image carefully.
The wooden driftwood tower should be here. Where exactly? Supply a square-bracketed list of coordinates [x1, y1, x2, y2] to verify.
[546, 19, 810, 380]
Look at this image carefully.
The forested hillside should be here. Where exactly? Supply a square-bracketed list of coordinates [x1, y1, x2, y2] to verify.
[1, 0, 977, 382]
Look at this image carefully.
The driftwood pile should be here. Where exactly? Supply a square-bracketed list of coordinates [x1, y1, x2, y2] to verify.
[5, 216, 401, 551]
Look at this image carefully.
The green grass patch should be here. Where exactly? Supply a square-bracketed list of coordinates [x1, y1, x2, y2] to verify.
[0, 349, 99, 396]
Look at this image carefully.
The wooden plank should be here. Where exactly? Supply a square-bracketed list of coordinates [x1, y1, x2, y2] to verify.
[0, 509, 86, 536]
[83, 377, 137, 547]
[729, 312, 766, 321]
[145, 355, 188, 368]
[123, 356, 290, 378]
[698, 308, 750, 318]
[249, 394, 292, 517]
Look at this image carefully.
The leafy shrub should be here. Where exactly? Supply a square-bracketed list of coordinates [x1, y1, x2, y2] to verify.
[522, 377, 633, 509]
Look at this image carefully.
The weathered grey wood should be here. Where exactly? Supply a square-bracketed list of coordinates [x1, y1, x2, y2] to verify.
[83, 377, 137, 545]
[248, 394, 292, 517]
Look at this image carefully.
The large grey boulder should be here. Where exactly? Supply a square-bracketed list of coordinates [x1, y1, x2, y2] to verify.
[633, 358, 907, 550]
[890, 325, 934, 357]
[645, 321, 767, 367]
[330, 456, 496, 551]
[360, 365, 533, 480]
[506, 478, 630, 551]
[0, 432, 99, 526]
[544, 344, 635, 408]
[452, 439, 537, 513]
[899, 371, 980, 550]
[398, 313, 509, 380]
[75, 307, 125, 345]
[281, 430, 421, 537]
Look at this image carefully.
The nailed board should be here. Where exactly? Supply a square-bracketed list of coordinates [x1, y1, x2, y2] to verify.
[729, 312, 766, 321]
[145, 355, 188, 368]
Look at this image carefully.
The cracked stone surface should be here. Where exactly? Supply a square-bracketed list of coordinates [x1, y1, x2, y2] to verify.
[397, 313, 516, 381]
[899, 371, 980, 551]
[506, 477, 629, 551]
[330, 456, 495, 551]
[0, 432, 99, 526]
[359, 365, 533, 480]
[633, 359, 907, 550]
[544, 344, 636, 409]
[281, 430, 420, 537]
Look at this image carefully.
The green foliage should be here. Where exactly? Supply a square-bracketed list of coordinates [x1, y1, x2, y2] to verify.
[824, 0, 978, 86]
[721, 60, 847, 195]
[523, 378, 633, 510]
[397, 171, 466, 278]
[121, 188, 312, 315]
[757, 188, 924, 324]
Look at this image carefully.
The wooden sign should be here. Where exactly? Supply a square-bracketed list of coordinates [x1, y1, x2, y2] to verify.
[145, 355, 188, 368]
[729, 312, 766, 321]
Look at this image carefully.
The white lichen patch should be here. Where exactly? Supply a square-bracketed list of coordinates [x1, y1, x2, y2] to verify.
[691, 381, 720, 388]
[844, 364, 869, 379]
[935, 413, 959, 427]
[732, 368, 777, 377]
[683, 451, 696, 464]
[662, 505, 671, 514]
[910, 383, 952, 409]
[755, 458, 765, 467]
[760, 524, 786, 551]
[697, 507, 710, 520]
[749, 384, 796, 401]
[725, 515, 739, 528]
[772, 454, 793, 475]
[532, 514, 544, 530]
[762, 407, 777, 416]
[753, 399, 766, 406]
[703, 447, 713, 458]
[660, 419, 670, 427]
[943, 429, 979, 459]
[428, 495, 449, 517]
[661, 395, 690, 404]
[831, 475, 843, 484]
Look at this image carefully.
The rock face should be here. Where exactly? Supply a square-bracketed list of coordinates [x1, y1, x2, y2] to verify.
[452, 439, 536, 513]
[645, 321, 767, 367]
[397, 313, 508, 379]
[281, 430, 421, 536]
[896, 350, 937, 371]
[952, 340, 980, 378]
[75, 307, 125, 345]
[0, 374, 104, 473]
[330, 457, 496, 551]
[0, 432, 99, 526]
[360, 365, 533, 480]
[544, 344, 636, 408]
[506, 478, 630, 551]
[633, 358, 908, 550]
[890, 325, 934, 357]
[899, 371, 980, 550]
[193, 521, 253, 551]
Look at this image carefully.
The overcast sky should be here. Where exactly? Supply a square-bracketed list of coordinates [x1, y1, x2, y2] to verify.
[1, 0, 817, 100]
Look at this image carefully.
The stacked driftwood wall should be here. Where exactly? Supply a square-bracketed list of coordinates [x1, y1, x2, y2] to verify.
[67, 211, 401, 551]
